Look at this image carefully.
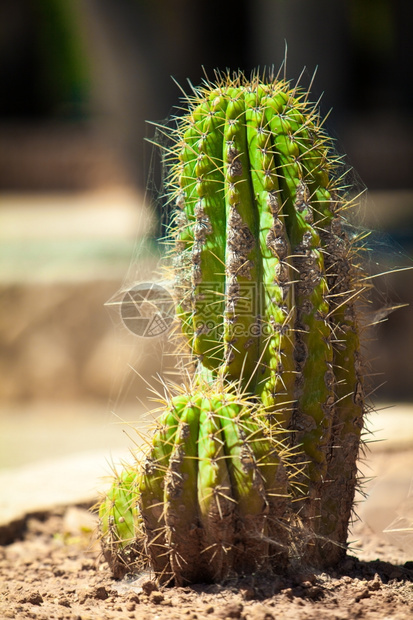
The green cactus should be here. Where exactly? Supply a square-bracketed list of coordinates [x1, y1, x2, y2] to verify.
[166, 72, 366, 563]
[100, 70, 367, 580]
[100, 380, 290, 584]
[99, 467, 144, 579]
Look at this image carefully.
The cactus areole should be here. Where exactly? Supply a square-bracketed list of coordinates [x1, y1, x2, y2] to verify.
[99, 71, 367, 583]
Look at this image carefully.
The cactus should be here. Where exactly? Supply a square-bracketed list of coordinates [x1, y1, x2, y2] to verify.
[99, 70, 367, 580]
[100, 380, 290, 584]
[99, 467, 144, 579]
[166, 72, 366, 564]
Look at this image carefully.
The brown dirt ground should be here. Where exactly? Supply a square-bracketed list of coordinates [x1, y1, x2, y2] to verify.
[1, 504, 413, 620]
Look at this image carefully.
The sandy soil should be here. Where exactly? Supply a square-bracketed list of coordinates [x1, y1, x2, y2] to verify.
[1, 405, 413, 620]
[1, 503, 413, 620]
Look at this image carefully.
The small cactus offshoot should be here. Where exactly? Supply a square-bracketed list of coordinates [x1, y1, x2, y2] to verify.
[140, 381, 291, 584]
[99, 69, 369, 582]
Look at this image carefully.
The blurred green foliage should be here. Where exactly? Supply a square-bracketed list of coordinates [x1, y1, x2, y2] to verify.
[0, 0, 90, 119]
[32, 0, 90, 118]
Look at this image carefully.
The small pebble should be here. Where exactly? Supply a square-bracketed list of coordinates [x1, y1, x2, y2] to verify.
[150, 591, 164, 604]
[93, 586, 109, 600]
[141, 580, 158, 596]
[368, 574, 382, 591]
[355, 588, 370, 602]
[219, 602, 243, 618]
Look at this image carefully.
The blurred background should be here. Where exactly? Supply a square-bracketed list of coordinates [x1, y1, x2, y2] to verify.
[0, 0, 412, 469]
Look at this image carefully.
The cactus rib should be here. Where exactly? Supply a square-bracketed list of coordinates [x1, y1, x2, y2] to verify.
[98, 467, 144, 579]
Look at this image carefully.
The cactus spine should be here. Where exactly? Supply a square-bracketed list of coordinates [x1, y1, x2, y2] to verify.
[99, 70, 367, 581]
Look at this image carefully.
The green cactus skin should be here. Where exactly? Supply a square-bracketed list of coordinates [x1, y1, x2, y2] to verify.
[315, 216, 365, 565]
[191, 94, 228, 368]
[221, 91, 262, 381]
[197, 396, 236, 582]
[101, 380, 289, 585]
[166, 72, 366, 565]
[276, 108, 365, 564]
[244, 88, 296, 427]
[138, 398, 182, 579]
[98, 467, 144, 579]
